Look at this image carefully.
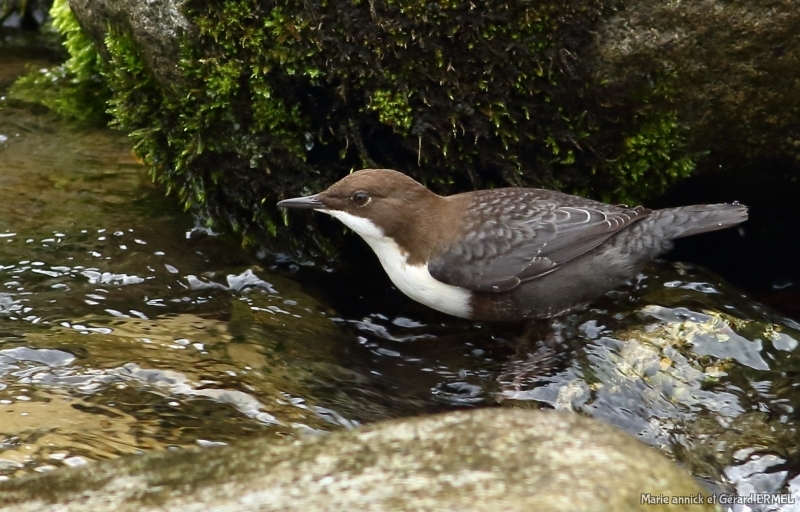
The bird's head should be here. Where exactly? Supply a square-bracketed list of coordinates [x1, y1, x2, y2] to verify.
[278, 169, 442, 242]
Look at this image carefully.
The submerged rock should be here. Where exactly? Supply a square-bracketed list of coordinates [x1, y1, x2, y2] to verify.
[491, 261, 800, 504]
[0, 408, 715, 512]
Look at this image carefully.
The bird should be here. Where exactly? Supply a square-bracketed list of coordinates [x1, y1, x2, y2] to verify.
[278, 169, 748, 322]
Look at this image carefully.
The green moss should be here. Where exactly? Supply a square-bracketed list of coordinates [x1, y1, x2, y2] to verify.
[102, 29, 164, 167]
[590, 72, 698, 204]
[51, 0, 96, 83]
[601, 110, 696, 205]
[92, 5, 314, 248]
[9, 0, 109, 123]
[368, 90, 413, 134]
[13, 0, 702, 255]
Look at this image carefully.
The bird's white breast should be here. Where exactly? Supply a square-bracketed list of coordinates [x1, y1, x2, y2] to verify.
[321, 210, 473, 318]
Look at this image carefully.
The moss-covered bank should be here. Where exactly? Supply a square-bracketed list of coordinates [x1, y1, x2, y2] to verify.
[12, 0, 753, 254]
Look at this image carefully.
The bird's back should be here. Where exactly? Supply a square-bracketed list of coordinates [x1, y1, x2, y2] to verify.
[442, 193, 748, 321]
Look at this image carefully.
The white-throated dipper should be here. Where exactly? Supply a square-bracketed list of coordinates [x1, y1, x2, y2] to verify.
[278, 169, 748, 322]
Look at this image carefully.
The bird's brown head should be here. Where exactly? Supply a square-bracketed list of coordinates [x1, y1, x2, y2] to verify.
[278, 169, 445, 245]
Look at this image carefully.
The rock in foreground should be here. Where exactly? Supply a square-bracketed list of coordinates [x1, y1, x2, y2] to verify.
[0, 408, 714, 512]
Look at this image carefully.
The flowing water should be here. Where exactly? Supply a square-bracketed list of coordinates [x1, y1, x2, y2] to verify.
[2, 31, 800, 511]
[0, 44, 512, 477]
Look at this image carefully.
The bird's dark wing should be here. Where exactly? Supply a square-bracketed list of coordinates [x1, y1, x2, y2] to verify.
[428, 202, 651, 293]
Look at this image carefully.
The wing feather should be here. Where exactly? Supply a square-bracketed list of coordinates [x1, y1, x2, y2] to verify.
[428, 194, 650, 293]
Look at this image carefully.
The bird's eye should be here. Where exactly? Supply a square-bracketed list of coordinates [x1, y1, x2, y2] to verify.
[352, 191, 370, 206]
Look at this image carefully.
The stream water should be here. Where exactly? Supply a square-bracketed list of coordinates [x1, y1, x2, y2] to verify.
[0, 34, 515, 478]
[2, 29, 800, 511]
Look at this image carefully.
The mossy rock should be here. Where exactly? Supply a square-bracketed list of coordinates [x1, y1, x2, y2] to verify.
[18, 0, 799, 255]
[0, 408, 718, 511]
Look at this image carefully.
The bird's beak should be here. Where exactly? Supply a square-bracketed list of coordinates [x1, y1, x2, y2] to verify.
[277, 194, 327, 210]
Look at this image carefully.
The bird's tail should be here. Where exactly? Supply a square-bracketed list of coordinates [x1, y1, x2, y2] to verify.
[653, 203, 748, 239]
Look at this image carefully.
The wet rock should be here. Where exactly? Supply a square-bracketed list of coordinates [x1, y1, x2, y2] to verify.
[594, 0, 800, 163]
[0, 408, 715, 512]
[67, 0, 189, 86]
[495, 261, 800, 503]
